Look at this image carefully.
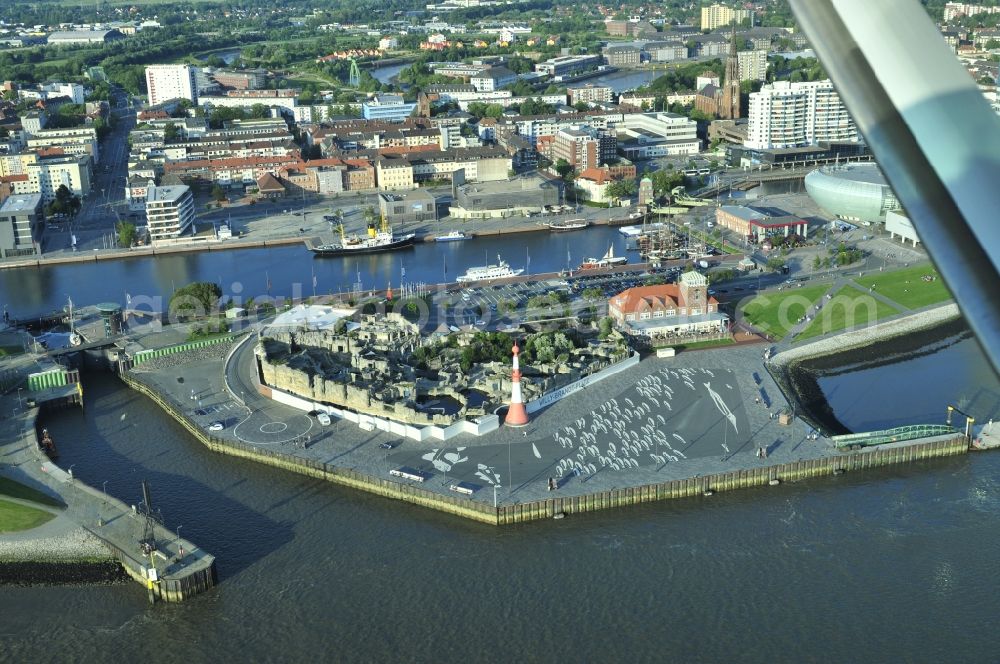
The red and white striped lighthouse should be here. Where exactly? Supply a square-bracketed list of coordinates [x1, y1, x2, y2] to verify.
[505, 342, 529, 427]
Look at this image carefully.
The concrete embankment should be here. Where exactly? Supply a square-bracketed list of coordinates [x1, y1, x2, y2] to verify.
[773, 303, 961, 367]
[122, 370, 971, 525]
[0, 236, 306, 270]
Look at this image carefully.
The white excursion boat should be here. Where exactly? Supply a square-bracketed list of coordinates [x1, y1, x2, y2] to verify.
[456, 255, 524, 283]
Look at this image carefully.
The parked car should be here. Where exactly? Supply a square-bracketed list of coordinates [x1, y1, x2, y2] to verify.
[317, 412, 331, 426]
[379, 441, 397, 450]
[208, 421, 224, 432]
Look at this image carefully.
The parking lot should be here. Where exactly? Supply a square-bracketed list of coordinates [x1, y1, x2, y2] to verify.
[430, 267, 687, 330]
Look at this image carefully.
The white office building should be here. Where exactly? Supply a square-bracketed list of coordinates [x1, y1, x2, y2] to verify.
[145, 184, 195, 242]
[745, 80, 859, 150]
[613, 112, 701, 159]
[145, 64, 198, 107]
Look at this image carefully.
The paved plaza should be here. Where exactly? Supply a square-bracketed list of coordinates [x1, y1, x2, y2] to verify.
[389, 366, 753, 489]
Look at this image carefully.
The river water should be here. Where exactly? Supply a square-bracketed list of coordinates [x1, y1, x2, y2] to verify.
[3, 228, 1000, 661]
[0, 227, 628, 317]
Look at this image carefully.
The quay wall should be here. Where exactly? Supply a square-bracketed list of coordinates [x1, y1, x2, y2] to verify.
[122, 370, 970, 526]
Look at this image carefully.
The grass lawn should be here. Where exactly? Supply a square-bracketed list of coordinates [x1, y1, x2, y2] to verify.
[739, 284, 830, 339]
[0, 477, 63, 507]
[854, 263, 952, 309]
[0, 345, 23, 357]
[671, 337, 736, 352]
[796, 285, 900, 341]
[0, 499, 55, 534]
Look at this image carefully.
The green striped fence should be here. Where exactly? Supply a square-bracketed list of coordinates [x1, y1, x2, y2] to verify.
[132, 334, 241, 366]
[27, 369, 68, 391]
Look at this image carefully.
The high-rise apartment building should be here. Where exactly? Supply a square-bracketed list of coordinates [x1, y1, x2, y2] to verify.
[700, 4, 754, 31]
[737, 50, 769, 82]
[145, 64, 198, 107]
[745, 80, 859, 150]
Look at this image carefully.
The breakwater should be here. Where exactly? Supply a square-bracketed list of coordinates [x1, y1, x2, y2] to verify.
[121, 370, 970, 525]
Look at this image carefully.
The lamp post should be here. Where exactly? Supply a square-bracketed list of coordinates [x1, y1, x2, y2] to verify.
[493, 484, 499, 509]
[68, 464, 75, 480]
[102, 480, 108, 498]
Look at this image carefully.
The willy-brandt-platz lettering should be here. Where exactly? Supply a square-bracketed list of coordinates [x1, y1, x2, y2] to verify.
[1, 3, 996, 608]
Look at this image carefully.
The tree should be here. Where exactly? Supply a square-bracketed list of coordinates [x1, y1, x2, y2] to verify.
[649, 169, 685, 197]
[250, 103, 269, 119]
[598, 316, 614, 340]
[169, 282, 223, 320]
[605, 179, 637, 201]
[554, 158, 574, 180]
[211, 184, 227, 202]
[116, 221, 137, 248]
[163, 122, 180, 141]
[48, 184, 80, 216]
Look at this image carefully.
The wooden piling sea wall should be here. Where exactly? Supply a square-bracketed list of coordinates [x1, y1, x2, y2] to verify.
[495, 435, 968, 524]
[121, 372, 971, 527]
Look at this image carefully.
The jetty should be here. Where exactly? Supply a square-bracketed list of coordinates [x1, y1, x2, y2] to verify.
[0, 361, 216, 602]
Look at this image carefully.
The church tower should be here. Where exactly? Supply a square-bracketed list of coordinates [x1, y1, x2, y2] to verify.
[720, 24, 742, 119]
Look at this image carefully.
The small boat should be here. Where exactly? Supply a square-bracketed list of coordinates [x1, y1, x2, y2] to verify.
[579, 244, 628, 270]
[40, 428, 58, 459]
[434, 231, 468, 242]
[456, 254, 524, 283]
[545, 218, 589, 231]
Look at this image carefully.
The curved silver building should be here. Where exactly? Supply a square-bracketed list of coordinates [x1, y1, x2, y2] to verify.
[804, 163, 901, 223]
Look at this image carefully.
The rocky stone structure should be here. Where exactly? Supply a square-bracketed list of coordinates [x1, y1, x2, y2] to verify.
[258, 313, 628, 427]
